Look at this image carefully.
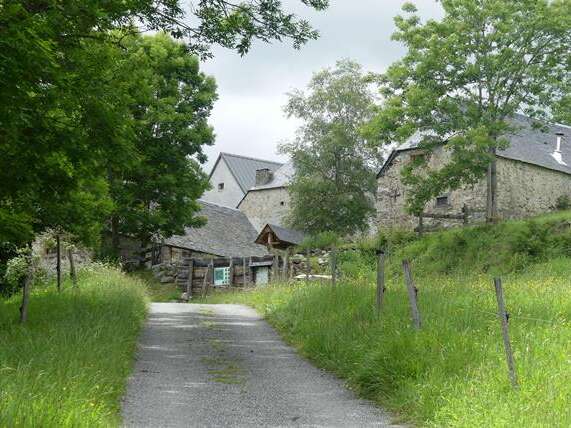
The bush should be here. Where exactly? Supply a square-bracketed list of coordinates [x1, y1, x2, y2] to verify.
[555, 195, 571, 211]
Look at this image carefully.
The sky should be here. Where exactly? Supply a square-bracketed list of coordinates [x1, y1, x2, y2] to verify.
[200, 1, 444, 171]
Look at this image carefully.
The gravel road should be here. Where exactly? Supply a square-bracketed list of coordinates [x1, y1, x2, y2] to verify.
[122, 303, 398, 427]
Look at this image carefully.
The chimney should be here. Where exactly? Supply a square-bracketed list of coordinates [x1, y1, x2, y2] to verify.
[552, 132, 567, 166]
[555, 132, 564, 153]
[255, 168, 273, 186]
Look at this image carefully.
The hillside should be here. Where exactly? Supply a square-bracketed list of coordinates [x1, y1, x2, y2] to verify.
[208, 211, 571, 427]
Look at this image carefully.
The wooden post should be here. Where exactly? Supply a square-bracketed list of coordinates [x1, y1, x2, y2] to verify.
[56, 234, 61, 292]
[242, 257, 248, 286]
[330, 247, 337, 287]
[376, 250, 386, 316]
[248, 257, 252, 285]
[19, 263, 34, 323]
[68, 248, 77, 288]
[201, 261, 213, 299]
[282, 251, 289, 281]
[402, 260, 421, 329]
[228, 258, 234, 287]
[494, 278, 518, 389]
[462, 204, 469, 225]
[272, 254, 279, 283]
[305, 249, 310, 282]
[418, 214, 424, 237]
[186, 259, 194, 299]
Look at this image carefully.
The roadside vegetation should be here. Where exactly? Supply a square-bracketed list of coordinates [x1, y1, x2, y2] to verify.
[208, 211, 571, 426]
[130, 269, 181, 302]
[0, 265, 148, 427]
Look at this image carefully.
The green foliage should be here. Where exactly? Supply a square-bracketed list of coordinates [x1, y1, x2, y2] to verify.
[391, 211, 571, 277]
[281, 59, 379, 235]
[298, 231, 340, 250]
[555, 195, 571, 211]
[107, 33, 216, 247]
[0, 0, 328, 265]
[367, 0, 571, 215]
[0, 265, 148, 426]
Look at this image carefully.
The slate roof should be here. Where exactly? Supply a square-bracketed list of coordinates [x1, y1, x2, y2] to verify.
[378, 115, 571, 177]
[163, 201, 269, 257]
[212, 153, 284, 193]
[249, 161, 295, 190]
[256, 223, 305, 247]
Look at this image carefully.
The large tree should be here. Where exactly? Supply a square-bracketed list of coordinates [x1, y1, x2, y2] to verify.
[0, 0, 328, 247]
[281, 60, 379, 236]
[107, 33, 217, 251]
[367, 0, 571, 222]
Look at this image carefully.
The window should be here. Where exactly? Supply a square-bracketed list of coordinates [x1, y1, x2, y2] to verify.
[214, 267, 230, 286]
[218, 183, 224, 191]
[436, 195, 449, 207]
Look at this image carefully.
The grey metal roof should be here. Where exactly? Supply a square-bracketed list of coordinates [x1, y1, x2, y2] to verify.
[163, 201, 269, 257]
[248, 161, 295, 190]
[378, 115, 571, 177]
[265, 223, 305, 246]
[216, 153, 283, 193]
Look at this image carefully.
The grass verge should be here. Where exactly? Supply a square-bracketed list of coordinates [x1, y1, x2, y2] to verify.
[129, 269, 180, 302]
[0, 265, 148, 427]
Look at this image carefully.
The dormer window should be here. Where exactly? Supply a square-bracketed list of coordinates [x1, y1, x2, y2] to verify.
[218, 183, 224, 191]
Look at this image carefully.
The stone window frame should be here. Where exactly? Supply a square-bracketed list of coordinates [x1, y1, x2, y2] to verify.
[435, 194, 451, 208]
[217, 182, 225, 191]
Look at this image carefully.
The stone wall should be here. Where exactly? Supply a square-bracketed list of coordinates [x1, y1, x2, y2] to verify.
[376, 147, 571, 231]
[238, 187, 290, 231]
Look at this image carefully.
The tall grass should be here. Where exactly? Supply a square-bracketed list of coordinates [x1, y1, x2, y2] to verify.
[0, 265, 148, 427]
[208, 212, 571, 426]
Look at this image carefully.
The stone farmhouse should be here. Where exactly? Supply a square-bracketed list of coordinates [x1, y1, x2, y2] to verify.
[237, 161, 294, 231]
[377, 115, 571, 231]
[201, 152, 283, 208]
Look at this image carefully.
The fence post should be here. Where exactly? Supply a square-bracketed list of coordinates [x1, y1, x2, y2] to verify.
[19, 262, 34, 323]
[418, 214, 424, 237]
[305, 249, 311, 283]
[68, 248, 77, 288]
[56, 234, 61, 292]
[242, 257, 248, 286]
[186, 259, 194, 300]
[330, 247, 337, 287]
[376, 250, 386, 316]
[402, 260, 421, 329]
[228, 258, 234, 287]
[494, 278, 519, 389]
[462, 204, 469, 225]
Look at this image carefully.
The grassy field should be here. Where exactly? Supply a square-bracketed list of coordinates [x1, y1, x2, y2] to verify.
[0, 265, 148, 427]
[208, 212, 571, 427]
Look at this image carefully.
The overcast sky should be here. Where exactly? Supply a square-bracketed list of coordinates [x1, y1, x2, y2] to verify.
[200, 0, 443, 171]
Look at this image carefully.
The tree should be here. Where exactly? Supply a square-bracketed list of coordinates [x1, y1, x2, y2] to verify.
[107, 33, 217, 251]
[0, 0, 328, 254]
[281, 60, 379, 236]
[367, 0, 571, 222]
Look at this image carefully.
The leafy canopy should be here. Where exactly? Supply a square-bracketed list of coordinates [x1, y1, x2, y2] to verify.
[366, 0, 571, 215]
[281, 59, 379, 236]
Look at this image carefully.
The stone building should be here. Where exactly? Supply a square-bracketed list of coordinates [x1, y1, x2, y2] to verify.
[201, 152, 283, 208]
[377, 115, 571, 230]
[237, 162, 294, 231]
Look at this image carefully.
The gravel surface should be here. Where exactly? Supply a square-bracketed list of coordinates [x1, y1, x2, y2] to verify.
[122, 303, 398, 428]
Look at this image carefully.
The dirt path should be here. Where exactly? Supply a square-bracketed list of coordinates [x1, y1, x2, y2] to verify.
[122, 303, 398, 427]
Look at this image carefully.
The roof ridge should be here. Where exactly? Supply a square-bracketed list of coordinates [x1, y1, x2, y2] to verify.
[198, 199, 243, 213]
[220, 152, 284, 165]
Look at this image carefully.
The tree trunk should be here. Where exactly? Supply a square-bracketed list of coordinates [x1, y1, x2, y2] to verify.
[486, 147, 498, 223]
